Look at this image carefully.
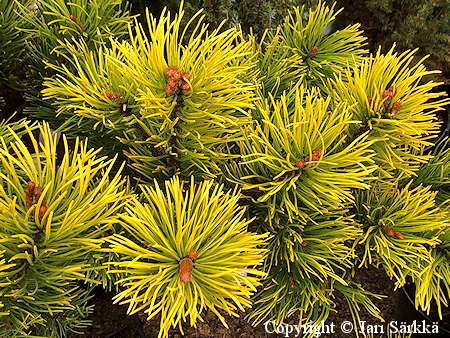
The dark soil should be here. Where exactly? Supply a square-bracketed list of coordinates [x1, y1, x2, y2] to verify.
[0, 82, 27, 122]
[401, 283, 450, 335]
[426, 301, 450, 330]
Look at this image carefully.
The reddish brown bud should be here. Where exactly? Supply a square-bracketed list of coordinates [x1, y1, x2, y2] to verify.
[180, 71, 190, 81]
[165, 86, 175, 96]
[180, 82, 191, 91]
[301, 241, 308, 247]
[26, 181, 36, 191]
[165, 79, 179, 96]
[165, 65, 179, 78]
[392, 101, 402, 111]
[77, 22, 85, 32]
[383, 226, 395, 238]
[34, 186, 44, 202]
[388, 85, 396, 95]
[172, 71, 182, 81]
[382, 91, 393, 99]
[386, 101, 402, 118]
[311, 148, 322, 162]
[289, 275, 295, 288]
[39, 204, 47, 221]
[179, 257, 194, 283]
[167, 79, 177, 88]
[188, 250, 198, 260]
[382, 90, 393, 107]
[165, 66, 191, 95]
[26, 181, 36, 209]
[166, 66, 191, 95]
[307, 46, 319, 58]
[69, 14, 84, 31]
[296, 158, 305, 169]
[101, 91, 123, 104]
[395, 231, 404, 240]
[367, 96, 373, 105]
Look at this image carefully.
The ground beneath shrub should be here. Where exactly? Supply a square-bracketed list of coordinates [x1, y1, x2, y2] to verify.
[68, 265, 404, 338]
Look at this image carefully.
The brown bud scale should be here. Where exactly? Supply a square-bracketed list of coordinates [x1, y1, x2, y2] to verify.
[179, 257, 194, 283]
[392, 101, 402, 111]
[394, 231, 404, 240]
[39, 204, 47, 221]
[296, 158, 305, 169]
[26, 181, 36, 210]
[307, 46, 319, 58]
[289, 276, 295, 288]
[101, 91, 123, 105]
[164, 66, 191, 96]
[34, 186, 44, 202]
[311, 148, 322, 161]
[188, 250, 198, 260]
[383, 226, 395, 238]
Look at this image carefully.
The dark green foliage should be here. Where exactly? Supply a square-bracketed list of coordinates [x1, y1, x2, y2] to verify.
[335, 0, 450, 80]
[0, 0, 31, 85]
[161, 0, 322, 38]
[155, 0, 450, 81]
